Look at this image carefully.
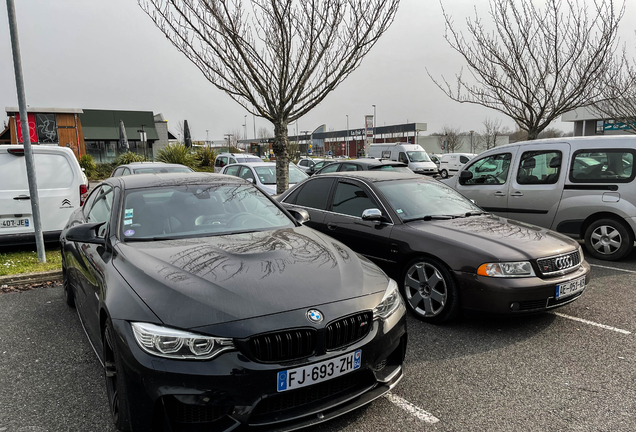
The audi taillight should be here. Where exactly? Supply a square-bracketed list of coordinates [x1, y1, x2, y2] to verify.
[80, 184, 88, 206]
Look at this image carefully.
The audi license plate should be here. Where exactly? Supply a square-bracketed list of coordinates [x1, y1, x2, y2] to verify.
[276, 350, 361, 392]
[556, 276, 586, 299]
[0, 218, 29, 229]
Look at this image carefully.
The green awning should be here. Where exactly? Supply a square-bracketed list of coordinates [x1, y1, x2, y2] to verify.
[80, 109, 159, 141]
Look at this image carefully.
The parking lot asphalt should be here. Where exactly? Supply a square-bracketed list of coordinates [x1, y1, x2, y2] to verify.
[0, 254, 634, 432]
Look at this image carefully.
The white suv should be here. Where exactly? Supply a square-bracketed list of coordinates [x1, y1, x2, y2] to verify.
[0, 145, 88, 246]
[214, 153, 262, 173]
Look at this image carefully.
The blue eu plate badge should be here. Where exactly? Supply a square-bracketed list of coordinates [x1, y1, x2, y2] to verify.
[277, 371, 288, 391]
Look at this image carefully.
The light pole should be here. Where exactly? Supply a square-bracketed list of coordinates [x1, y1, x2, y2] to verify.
[300, 130, 310, 158]
[243, 115, 247, 141]
[470, 130, 474, 153]
[224, 133, 234, 152]
[346, 115, 349, 157]
[206, 129, 209, 147]
[372, 105, 376, 144]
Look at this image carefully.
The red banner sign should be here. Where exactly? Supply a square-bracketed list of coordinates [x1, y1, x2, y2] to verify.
[15, 113, 37, 143]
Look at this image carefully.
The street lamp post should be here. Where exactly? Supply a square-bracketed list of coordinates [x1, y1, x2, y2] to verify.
[346, 115, 349, 158]
[243, 115, 247, 142]
[206, 129, 209, 147]
[224, 133, 234, 152]
[372, 105, 376, 144]
[470, 130, 474, 153]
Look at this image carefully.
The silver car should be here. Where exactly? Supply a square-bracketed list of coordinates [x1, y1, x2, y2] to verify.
[443, 136, 636, 261]
[222, 162, 308, 195]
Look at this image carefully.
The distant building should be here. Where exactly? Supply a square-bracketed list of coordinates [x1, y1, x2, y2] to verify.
[4, 107, 85, 158]
[2, 107, 181, 163]
[561, 106, 635, 136]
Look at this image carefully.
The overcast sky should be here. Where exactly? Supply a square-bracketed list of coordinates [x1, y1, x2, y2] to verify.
[1, 0, 635, 141]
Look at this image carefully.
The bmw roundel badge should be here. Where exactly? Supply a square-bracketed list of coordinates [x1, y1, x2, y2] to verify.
[307, 309, 323, 324]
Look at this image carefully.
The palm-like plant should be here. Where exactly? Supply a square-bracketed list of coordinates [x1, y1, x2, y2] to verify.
[155, 143, 195, 167]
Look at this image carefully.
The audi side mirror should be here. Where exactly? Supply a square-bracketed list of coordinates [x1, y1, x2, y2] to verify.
[288, 208, 310, 224]
[361, 208, 383, 221]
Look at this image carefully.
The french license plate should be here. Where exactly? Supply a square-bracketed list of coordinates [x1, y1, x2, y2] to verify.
[0, 218, 29, 229]
[556, 276, 586, 299]
[276, 350, 361, 392]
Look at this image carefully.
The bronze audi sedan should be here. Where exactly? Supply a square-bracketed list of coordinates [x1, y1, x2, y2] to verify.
[278, 171, 591, 323]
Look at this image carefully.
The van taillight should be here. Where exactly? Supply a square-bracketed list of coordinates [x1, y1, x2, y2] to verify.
[80, 184, 88, 206]
[7, 148, 25, 156]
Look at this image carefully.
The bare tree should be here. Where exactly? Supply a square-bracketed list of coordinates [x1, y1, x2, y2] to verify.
[435, 126, 463, 152]
[591, 47, 636, 134]
[478, 118, 508, 151]
[257, 126, 271, 139]
[430, 0, 624, 140]
[139, 0, 400, 193]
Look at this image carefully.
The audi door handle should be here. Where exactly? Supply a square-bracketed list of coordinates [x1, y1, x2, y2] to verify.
[327, 222, 337, 230]
[510, 192, 524, 197]
[493, 191, 506, 197]
[13, 195, 30, 200]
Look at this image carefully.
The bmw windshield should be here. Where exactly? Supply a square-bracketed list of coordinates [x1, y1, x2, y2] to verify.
[375, 179, 482, 221]
[407, 151, 432, 162]
[121, 184, 294, 240]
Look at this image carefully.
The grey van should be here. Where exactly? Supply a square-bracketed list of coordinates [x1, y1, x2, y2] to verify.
[442, 136, 636, 261]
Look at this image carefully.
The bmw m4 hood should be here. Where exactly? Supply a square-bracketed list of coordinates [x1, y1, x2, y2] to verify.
[113, 227, 388, 328]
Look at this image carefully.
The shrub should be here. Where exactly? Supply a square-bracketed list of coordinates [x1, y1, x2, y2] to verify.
[194, 146, 217, 167]
[79, 154, 96, 176]
[155, 143, 195, 167]
[115, 151, 145, 165]
[90, 163, 116, 180]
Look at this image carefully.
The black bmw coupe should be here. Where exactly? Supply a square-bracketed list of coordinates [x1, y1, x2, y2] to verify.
[60, 173, 406, 431]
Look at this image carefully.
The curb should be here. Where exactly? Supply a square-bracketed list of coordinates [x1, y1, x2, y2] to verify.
[0, 270, 63, 287]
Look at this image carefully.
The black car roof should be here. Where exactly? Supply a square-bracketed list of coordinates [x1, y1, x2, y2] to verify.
[343, 159, 407, 167]
[317, 171, 429, 183]
[106, 172, 248, 190]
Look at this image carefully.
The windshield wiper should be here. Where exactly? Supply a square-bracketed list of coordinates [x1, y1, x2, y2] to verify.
[464, 211, 487, 217]
[404, 215, 454, 222]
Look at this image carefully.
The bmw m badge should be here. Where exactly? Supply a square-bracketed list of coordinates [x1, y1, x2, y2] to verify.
[307, 309, 323, 324]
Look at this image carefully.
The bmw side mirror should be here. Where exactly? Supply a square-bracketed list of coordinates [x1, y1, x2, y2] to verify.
[361, 208, 383, 222]
[288, 208, 310, 224]
[65, 221, 107, 245]
[459, 170, 473, 184]
[246, 178, 254, 183]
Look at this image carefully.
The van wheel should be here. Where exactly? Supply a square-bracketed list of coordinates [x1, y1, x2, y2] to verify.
[400, 257, 459, 324]
[440, 169, 448, 179]
[584, 218, 633, 261]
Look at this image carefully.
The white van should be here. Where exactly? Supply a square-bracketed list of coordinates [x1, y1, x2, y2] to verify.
[439, 153, 477, 178]
[0, 145, 88, 246]
[367, 143, 438, 175]
[213, 153, 262, 173]
[442, 136, 636, 261]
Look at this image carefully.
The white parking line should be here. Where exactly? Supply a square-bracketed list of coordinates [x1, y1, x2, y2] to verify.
[384, 392, 440, 424]
[590, 263, 636, 274]
[551, 312, 632, 335]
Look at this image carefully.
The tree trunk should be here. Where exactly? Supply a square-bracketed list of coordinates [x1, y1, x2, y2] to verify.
[273, 119, 290, 195]
[526, 127, 540, 140]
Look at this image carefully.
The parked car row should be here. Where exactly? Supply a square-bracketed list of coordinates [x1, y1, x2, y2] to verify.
[3, 135, 636, 432]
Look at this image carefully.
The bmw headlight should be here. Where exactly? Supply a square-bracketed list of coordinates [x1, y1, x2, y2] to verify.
[131, 322, 234, 360]
[373, 279, 403, 319]
[477, 261, 535, 277]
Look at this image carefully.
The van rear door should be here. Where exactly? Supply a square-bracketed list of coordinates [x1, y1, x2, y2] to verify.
[0, 147, 81, 235]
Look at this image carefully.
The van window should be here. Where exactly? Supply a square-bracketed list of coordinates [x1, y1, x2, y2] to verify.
[215, 157, 227, 168]
[406, 151, 431, 162]
[463, 153, 512, 185]
[460, 156, 470, 164]
[0, 153, 74, 191]
[398, 152, 409, 164]
[331, 182, 376, 217]
[238, 166, 255, 182]
[517, 151, 562, 184]
[570, 149, 635, 183]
